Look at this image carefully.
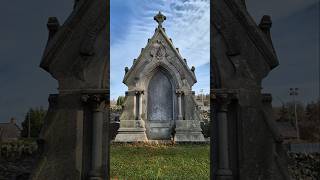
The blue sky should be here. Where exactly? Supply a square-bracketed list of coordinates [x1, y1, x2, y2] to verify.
[110, 0, 210, 100]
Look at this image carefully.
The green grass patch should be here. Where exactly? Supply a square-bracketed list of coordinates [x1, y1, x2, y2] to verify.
[110, 143, 210, 180]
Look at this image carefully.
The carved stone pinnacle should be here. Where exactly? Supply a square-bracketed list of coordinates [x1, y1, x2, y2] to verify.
[154, 11, 166, 28]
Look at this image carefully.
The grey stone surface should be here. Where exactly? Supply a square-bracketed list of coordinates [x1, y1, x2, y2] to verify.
[30, 0, 109, 179]
[148, 70, 173, 122]
[211, 0, 289, 179]
[174, 120, 205, 142]
[115, 12, 205, 142]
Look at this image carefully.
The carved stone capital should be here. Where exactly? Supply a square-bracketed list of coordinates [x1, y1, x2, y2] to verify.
[81, 94, 107, 111]
[175, 89, 184, 96]
[134, 90, 144, 95]
[48, 94, 59, 108]
[216, 93, 231, 112]
[262, 93, 272, 104]
[212, 89, 239, 112]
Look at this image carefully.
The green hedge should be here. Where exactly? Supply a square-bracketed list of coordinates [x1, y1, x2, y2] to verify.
[0, 139, 38, 159]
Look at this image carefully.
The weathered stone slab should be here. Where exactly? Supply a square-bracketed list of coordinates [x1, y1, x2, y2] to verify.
[174, 120, 205, 142]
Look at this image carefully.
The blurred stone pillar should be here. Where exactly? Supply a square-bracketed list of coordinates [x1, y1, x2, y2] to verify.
[133, 92, 137, 120]
[176, 90, 183, 120]
[137, 91, 144, 120]
[215, 91, 233, 180]
[82, 94, 106, 180]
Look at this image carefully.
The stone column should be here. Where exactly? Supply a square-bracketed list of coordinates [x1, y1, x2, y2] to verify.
[215, 92, 233, 180]
[82, 94, 106, 180]
[176, 90, 183, 120]
[133, 92, 137, 120]
[115, 90, 147, 142]
[138, 91, 144, 120]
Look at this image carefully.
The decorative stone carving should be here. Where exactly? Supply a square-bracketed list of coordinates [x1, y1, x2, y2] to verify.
[81, 94, 106, 111]
[47, 17, 60, 41]
[135, 119, 145, 128]
[154, 11, 166, 27]
[259, 15, 272, 33]
[191, 66, 195, 73]
[80, 12, 106, 56]
[150, 40, 167, 61]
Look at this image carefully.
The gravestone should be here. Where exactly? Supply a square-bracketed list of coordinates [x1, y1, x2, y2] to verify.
[114, 12, 205, 142]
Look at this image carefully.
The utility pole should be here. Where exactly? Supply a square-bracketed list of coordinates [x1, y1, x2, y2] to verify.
[289, 88, 299, 140]
[200, 89, 204, 105]
[28, 111, 31, 138]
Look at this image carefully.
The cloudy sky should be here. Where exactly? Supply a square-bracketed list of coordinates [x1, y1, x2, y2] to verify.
[0, 0, 319, 123]
[110, 0, 210, 100]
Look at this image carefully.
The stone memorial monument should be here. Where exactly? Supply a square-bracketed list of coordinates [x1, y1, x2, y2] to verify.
[115, 12, 205, 142]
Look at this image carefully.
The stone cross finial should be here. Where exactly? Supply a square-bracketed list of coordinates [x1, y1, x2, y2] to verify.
[154, 11, 166, 27]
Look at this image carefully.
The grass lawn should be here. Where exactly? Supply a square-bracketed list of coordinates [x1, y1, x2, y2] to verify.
[110, 143, 210, 180]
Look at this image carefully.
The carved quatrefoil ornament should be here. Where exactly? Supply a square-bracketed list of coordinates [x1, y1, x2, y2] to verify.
[150, 40, 168, 61]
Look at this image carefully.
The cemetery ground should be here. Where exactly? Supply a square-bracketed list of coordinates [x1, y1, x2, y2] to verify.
[110, 143, 210, 179]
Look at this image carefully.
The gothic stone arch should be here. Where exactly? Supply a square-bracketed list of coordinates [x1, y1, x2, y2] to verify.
[30, 0, 290, 180]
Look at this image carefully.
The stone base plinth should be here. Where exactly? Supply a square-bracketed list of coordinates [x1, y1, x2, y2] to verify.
[114, 128, 148, 142]
[89, 177, 104, 180]
[216, 169, 233, 180]
[174, 120, 205, 142]
[174, 131, 205, 142]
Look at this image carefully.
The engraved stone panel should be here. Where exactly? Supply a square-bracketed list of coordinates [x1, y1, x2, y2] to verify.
[148, 69, 173, 121]
[147, 69, 173, 139]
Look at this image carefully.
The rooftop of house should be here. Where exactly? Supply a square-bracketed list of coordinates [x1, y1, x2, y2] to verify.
[0, 118, 21, 141]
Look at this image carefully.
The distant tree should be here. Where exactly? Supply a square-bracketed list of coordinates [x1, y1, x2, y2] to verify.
[284, 101, 305, 125]
[300, 100, 320, 141]
[116, 96, 125, 107]
[305, 100, 320, 122]
[274, 102, 305, 121]
[274, 100, 320, 142]
[21, 107, 47, 138]
[276, 105, 290, 121]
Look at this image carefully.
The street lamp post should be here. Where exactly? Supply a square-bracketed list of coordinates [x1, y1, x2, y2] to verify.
[289, 88, 299, 140]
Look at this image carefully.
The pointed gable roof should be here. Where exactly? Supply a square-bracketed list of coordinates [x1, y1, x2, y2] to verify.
[220, 0, 279, 69]
[123, 12, 197, 86]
